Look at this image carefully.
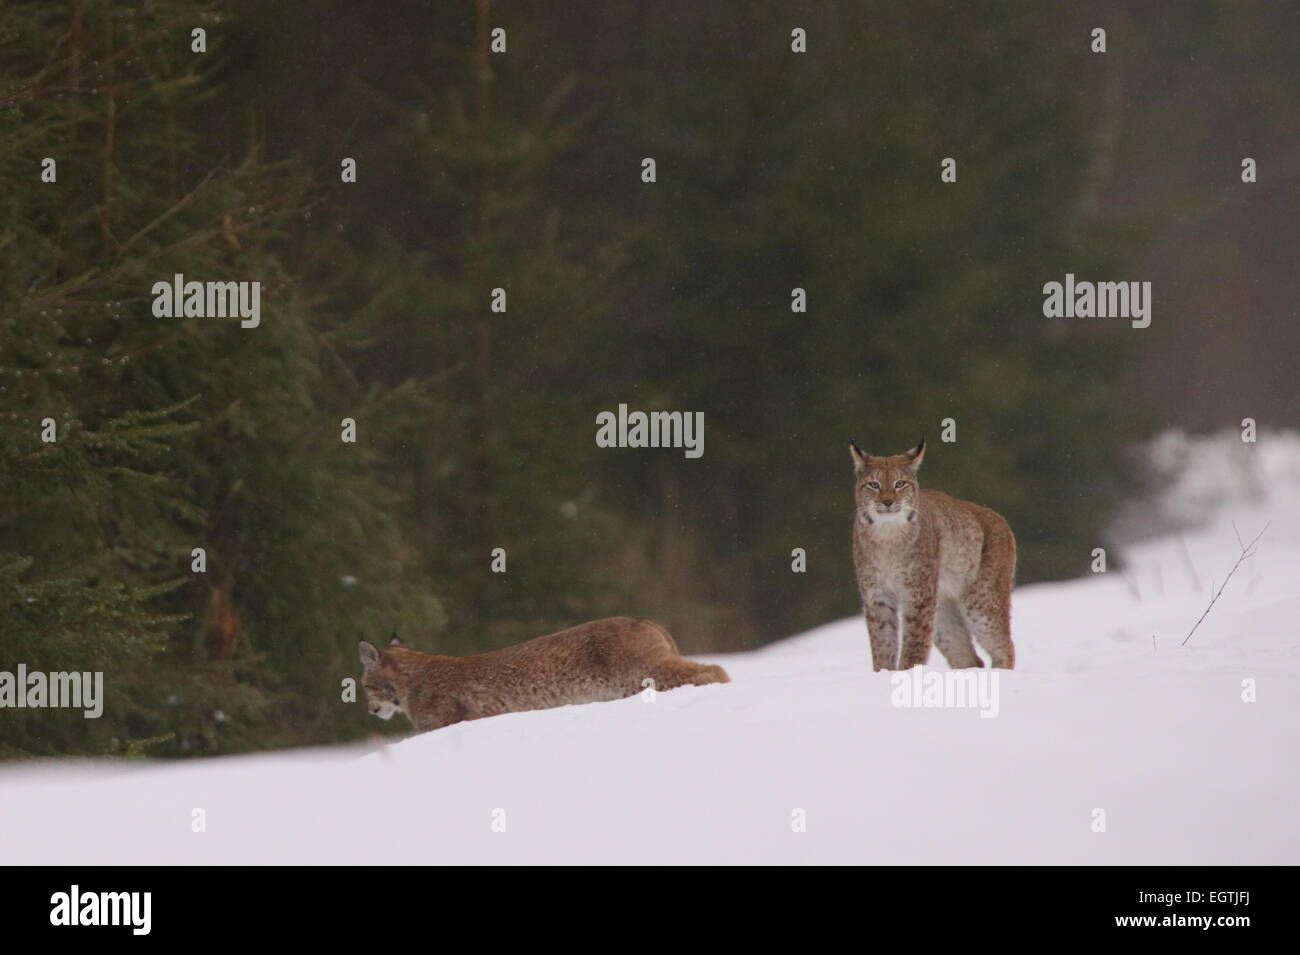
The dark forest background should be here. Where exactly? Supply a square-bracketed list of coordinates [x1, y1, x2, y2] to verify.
[2, 0, 1297, 758]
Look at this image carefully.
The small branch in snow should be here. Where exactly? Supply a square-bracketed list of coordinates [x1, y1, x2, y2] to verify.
[1181, 521, 1270, 647]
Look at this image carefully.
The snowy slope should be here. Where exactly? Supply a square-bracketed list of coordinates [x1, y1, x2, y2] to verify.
[2, 431, 1297, 865]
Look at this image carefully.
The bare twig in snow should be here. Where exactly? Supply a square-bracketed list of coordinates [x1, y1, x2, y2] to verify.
[1182, 522, 1270, 646]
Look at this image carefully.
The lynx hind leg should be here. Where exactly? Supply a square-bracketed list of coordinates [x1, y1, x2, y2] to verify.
[639, 618, 681, 656]
[631, 620, 728, 688]
[965, 599, 1013, 668]
[648, 659, 730, 691]
[864, 599, 900, 671]
[690, 662, 730, 685]
[963, 558, 1014, 668]
[933, 598, 983, 668]
[964, 522, 1016, 668]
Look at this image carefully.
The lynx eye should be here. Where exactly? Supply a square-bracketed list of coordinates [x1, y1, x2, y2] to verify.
[866, 481, 880, 490]
[894, 480, 907, 488]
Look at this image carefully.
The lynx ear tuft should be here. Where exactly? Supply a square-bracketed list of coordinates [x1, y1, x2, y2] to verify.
[904, 436, 926, 470]
[850, 441, 871, 473]
[359, 640, 381, 667]
[389, 630, 403, 648]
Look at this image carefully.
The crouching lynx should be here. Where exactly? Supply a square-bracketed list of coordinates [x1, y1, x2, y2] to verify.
[850, 438, 1016, 670]
[359, 616, 729, 733]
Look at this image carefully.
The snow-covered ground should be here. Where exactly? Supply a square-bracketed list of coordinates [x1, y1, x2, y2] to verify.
[2, 430, 1297, 864]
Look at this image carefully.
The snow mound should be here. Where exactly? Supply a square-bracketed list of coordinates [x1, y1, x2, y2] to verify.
[1, 430, 1297, 864]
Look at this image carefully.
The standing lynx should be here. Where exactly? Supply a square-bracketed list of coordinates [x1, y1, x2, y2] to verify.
[850, 438, 1016, 670]
[359, 616, 729, 733]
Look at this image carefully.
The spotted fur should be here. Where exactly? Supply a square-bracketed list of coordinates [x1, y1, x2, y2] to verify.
[359, 617, 729, 733]
[850, 438, 1016, 670]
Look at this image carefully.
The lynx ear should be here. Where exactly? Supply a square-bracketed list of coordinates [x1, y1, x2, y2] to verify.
[849, 441, 872, 473]
[388, 630, 403, 648]
[904, 436, 926, 470]
[359, 640, 381, 668]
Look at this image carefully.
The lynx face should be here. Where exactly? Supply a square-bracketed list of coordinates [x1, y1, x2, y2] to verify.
[850, 438, 925, 526]
[362, 672, 401, 720]
[359, 639, 403, 720]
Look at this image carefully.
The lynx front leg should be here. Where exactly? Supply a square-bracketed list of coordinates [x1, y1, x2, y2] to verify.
[864, 599, 900, 671]
[898, 591, 938, 669]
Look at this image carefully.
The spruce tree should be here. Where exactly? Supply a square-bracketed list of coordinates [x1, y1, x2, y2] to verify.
[1, 0, 442, 757]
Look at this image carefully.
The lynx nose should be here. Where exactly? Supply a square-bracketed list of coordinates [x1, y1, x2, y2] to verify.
[880, 497, 896, 507]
